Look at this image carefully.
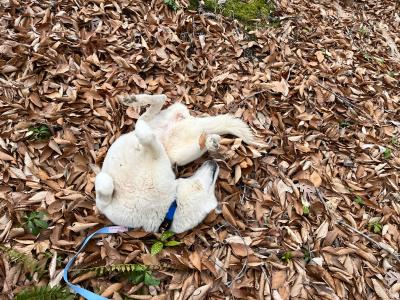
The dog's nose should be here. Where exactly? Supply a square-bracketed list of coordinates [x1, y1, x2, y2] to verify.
[203, 160, 219, 176]
[203, 160, 218, 169]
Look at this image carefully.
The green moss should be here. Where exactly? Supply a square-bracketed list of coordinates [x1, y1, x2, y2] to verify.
[190, 0, 275, 28]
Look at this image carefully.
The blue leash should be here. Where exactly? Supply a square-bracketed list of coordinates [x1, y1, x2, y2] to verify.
[63, 200, 177, 299]
[63, 226, 129, 300]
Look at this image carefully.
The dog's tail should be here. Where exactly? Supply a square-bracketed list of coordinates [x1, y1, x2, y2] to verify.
[197, 114, 257, 145]
[95, 172, 114, 210]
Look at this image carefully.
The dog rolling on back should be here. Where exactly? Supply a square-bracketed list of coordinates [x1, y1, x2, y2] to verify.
[95, 94, 258, 233]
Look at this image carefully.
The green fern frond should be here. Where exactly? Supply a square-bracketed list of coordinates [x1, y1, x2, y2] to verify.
[73, 263, 146, 276]
[14, 285, 74, 300]
[0, 245, 38, 272]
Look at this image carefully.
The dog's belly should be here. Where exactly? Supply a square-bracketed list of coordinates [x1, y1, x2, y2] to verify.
[99, 132, 176, 231]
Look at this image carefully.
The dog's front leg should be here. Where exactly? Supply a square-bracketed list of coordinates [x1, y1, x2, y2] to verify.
[119, 94, 167, 122]
[135, 120, 165, 159]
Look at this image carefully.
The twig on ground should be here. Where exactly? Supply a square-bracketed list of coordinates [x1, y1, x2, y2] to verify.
[243, 89, 269, 99]
[210, 222, 249, 287]
[311, 80, 378, 125]
[315, 188, 332, 216]
[337, 220, 400, 263]
[224, 222, 249, 285]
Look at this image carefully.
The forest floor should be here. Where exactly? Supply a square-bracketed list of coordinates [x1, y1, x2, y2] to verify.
[1, 0, 400, 299]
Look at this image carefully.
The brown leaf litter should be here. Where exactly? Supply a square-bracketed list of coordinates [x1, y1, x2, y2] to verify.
[1, 0, 400, 299]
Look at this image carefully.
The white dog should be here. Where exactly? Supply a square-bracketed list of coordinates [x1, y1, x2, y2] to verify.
[95, 94, 256, 233]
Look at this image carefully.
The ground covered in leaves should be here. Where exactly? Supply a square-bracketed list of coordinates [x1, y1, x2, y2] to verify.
[1, 0, 400, 299]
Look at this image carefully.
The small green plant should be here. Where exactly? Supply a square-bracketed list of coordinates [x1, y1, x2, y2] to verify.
[388, 71, 396, 78]
[391, 136, 399, 146]
[24, 211, 49, 235]
[44, 251, 64, 268]
[302, 204, 310, 215]
[74, 263, 142, 276]
[368, 221, 383, 234]
[321, 48, 331, 59]
[73, 263, 160, 286]
[281, 251, 293, 263]
[383, 148, 392, 159]
[151, 231, 182, 255]
[303, 249, 311, 263]
[267, 15, 281, 28]
[164, 0, 179, 11]
[27, 124, 52, 140]
[0, 245, 38, 272]
[127, 264, 160, 286]
[354, 195, 365, 206]
[361, 51, 372, 61]
[263, 214, 270, 227]
[375, 57, 385, 65]
[359, 26, 368, 36]
[339, 120, 350, 128]
[14, 285, 74, 300]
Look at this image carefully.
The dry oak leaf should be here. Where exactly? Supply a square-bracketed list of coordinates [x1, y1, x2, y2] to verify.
[276, 180, 293, 207]
[67, 222, 99, 232]
[271, 270, 287, 289]
[189, 250, 202, 271]
[315, 51, 325, 63]
[330, 178, 349, 194]
[260, 78, 289, 96]
[309, 171, 322, 187]
[230, 243, 252, 257]
[371, 279, 391, 300]
[315, 219, 329, 240]
[221, 204, 237, 226]
[142, 253, 159, 266]
[0, 150, 15, 162]
[191, 284, 211, 300]
[101, 283, 123, 297]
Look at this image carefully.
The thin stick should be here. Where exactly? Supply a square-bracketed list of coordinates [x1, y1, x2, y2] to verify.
[337, 220, 400, 263]
[312, 80, 378, 125]
[211, 222, 250, 287]
[316, 188, 332, 216]
[223, 222, 249, 285]
[243, 89, 269, 99]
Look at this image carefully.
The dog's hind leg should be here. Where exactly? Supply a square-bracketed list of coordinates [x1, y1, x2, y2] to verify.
[95, 172, 114, 210]
[119, 94, 167, 122]
[166, 133, 221, 166]
[135, 120, 165, 159]
[195, 114, 256, 145]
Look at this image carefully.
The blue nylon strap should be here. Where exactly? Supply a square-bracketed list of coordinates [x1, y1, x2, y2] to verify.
[63, 226, 129, 300]
[63, 200, 177, 299]
[165, 200, 177, 221]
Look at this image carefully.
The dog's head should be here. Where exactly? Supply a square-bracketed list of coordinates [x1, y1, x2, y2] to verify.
[172, 160, 219, 233]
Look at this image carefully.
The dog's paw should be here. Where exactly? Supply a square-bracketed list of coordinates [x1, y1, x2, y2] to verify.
[205, 134, 221, 152]
[119, 94, 139, 106]
[119, 94, 167, 107]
